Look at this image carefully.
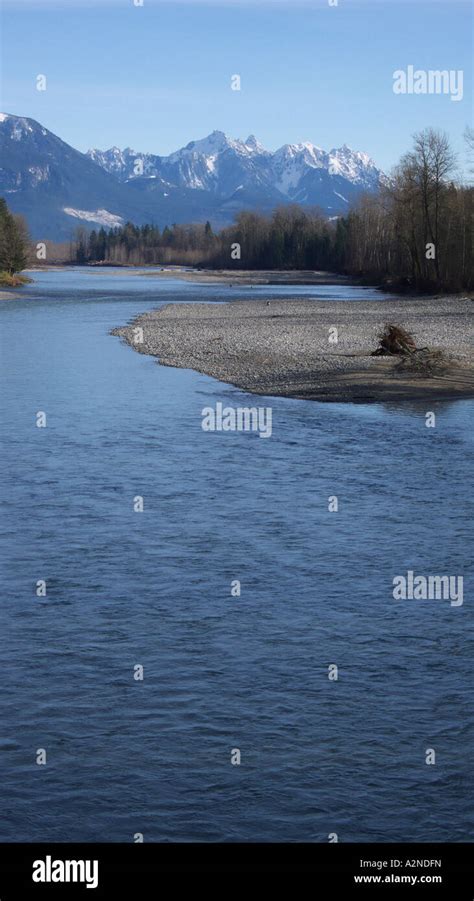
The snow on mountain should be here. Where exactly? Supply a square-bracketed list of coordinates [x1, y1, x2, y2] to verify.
[327, 144, 381, 185]
[244, 134, 266, 154]
[169, 130, 236, 160]
[91, 130, 274, 193]
[271, 142, 326, 194]
[63, 207, 125, 227]
[87, 146, 130, 176]
[167, 130, 269, 163]
[86, 146, 166, 182]
[270, 141, 382, 199]
[0, 113, 48, 142]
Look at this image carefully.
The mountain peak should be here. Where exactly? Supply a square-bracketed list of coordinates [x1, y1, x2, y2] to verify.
[245, 134, 266, 154]
[0, 112, 50, 142]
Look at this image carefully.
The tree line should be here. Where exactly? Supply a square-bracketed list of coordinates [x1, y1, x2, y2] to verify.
[75, 210, 336, 270]
[74, 220, 216, 268]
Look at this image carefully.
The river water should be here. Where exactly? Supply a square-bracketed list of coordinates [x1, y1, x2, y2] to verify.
[0, 268, 472, 842]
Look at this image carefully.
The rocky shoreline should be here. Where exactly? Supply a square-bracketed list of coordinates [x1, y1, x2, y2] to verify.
[112, 295, 474, 404]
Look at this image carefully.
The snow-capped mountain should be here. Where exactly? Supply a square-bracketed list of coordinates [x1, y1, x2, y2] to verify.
[271, 142, 381, 197]
[87, 131, 274, 195]
[87, 130, 383, 202]
[87, 146, 166, 183]
[0, 113, 385, 240]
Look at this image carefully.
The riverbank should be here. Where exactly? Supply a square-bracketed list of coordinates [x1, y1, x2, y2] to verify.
[113, 294, 474, 403]
[0, 272, 32, 288]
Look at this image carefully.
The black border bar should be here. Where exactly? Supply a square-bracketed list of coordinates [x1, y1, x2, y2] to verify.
[0, 843, 472, 894]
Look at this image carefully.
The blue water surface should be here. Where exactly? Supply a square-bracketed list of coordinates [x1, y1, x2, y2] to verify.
[0, 269, 472, 842]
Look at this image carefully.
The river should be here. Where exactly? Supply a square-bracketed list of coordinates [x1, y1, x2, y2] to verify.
[0, 268, 472, 842]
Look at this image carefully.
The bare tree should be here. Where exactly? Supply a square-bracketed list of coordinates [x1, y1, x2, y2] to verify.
[464, 126, 474, 175]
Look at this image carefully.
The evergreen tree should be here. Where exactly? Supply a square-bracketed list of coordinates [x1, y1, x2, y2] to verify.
[162, 225, 172, 246]
[0, 197, 29, 274]
[88, 230, 98, 261]
[97, 228, 107, 261]
[74, 227, 88, 264]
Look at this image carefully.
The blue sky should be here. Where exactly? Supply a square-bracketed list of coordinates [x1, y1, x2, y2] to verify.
[1, 0, 472, 173]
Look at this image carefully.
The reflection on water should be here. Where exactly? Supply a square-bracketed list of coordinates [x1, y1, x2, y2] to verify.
[0, 269, 472, 842]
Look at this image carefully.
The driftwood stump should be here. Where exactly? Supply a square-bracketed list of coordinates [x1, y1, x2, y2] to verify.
[372, 324, 417, 356]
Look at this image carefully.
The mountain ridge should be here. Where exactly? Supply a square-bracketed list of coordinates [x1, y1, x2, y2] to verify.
[0, 113, 385, 240]
[87, 129, 383, 195]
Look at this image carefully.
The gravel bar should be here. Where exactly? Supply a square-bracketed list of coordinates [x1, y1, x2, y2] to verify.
[112, 295, 474, 403]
